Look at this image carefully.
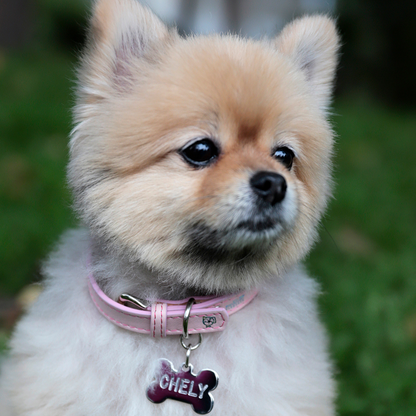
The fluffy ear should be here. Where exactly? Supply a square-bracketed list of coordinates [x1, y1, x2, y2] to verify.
[275, 15, 340, 112]
[81, 0, 173, 92]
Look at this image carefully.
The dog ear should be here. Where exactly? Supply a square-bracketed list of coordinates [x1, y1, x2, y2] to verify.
[81, 0, 174, 93]
[275, 15, 340, 112]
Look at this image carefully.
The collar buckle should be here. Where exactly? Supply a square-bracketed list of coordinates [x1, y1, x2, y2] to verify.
[118, 293, 149, 310]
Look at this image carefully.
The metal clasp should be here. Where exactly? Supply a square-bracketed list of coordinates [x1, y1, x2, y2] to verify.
[179, 298, 202, 368]
[118, 293, 149, 310]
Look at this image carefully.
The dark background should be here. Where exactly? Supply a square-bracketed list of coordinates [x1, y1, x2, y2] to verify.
[0, 1, 415, 415]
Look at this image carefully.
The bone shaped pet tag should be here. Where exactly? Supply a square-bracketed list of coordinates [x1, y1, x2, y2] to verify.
[146, 359, 219, 414]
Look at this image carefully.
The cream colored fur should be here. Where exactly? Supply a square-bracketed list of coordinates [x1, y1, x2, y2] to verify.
[0, 0, 340, 414]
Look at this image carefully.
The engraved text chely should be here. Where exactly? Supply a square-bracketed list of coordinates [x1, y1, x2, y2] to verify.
[159, 374, 203, 397]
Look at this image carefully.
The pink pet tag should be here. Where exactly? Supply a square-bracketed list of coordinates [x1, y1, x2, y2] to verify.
[146, 298, 219, 414]
[146, 359, 218, 414]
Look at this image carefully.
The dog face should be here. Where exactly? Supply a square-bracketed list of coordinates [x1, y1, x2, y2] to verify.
[69, 0, 339, 292]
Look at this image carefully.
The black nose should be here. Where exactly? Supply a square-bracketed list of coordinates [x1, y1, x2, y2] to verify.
[250, 171, 287, 206]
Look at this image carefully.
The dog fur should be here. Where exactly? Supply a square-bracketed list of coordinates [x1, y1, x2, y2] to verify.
[0, 0, 340, 414]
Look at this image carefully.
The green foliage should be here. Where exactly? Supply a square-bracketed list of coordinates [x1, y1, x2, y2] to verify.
[0, 49, 77, 293]
[307, 101, 416, 415]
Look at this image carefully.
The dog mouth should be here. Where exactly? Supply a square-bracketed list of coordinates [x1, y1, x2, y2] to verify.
[235, 218, 279, 232]
[180, 236, 271, 270]
[178, 219, 283, 267]
[187, 217, 283, 245]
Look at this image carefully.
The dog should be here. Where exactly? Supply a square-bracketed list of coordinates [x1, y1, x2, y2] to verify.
[0, 0, 339, 414]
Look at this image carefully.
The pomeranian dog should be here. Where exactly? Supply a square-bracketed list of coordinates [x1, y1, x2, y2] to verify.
[0, 0, 340, 414]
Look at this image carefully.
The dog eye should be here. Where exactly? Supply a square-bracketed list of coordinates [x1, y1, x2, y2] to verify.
[272, 147, 295, 170]
[180, 138, 219, 167]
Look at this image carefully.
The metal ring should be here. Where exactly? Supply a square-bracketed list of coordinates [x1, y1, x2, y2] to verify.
[180, 333, 202, 351]
[182, 297, 195, 339]
[184, 346, 192, 368]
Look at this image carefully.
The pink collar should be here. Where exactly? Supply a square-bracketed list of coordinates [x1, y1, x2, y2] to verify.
[88, 271, 258, 338]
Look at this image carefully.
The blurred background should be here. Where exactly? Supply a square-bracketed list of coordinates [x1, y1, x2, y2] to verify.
[0, 0, 415, 414]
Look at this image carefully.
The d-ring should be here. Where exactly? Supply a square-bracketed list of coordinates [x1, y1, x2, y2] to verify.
[180, 297, 202, 351]
[180, 333, 202, 350]
[182, 298, 195, 339]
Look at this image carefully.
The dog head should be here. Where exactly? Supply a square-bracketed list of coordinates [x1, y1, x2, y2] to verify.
[69, 0, 339, 293]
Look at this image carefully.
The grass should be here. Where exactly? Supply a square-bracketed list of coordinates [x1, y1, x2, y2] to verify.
[0, 48, 415, 415]
[0, 47, 77, 294]
[307, 100, 416, 415]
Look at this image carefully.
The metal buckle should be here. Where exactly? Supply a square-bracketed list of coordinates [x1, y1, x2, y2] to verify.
[118, 293, 149, 310]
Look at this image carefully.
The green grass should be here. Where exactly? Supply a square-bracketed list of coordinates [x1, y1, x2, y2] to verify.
[307, 101, 416, 415]
[0, 48, 77, 294]
[0, 48, 415, 415]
